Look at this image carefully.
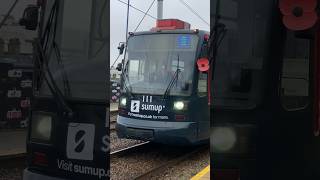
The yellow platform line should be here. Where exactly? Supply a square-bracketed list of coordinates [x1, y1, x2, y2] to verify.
[190, 165, 210, 180]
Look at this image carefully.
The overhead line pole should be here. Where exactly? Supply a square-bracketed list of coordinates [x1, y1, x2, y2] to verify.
[157, 0, 163, 20]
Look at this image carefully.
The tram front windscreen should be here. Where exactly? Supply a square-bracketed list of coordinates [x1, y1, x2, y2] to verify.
[38, 0, 108, 101]
[124, 33, 199, 96]
[212, 0, 273, 109]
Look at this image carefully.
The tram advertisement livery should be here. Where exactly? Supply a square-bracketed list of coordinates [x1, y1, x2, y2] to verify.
[128, 95, 168, 120]
[55, 122, 109, 178]
[26, 102, 109, 180]
[23, 0, 109, 179]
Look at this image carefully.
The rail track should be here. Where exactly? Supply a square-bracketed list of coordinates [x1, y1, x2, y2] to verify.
[133, 145, 208, 180]
[110, 109, 209, 179]
[110, 121, 117, 132]
[110, 142, 150, 156]
[110, 141, 208, 180]
[110, 110, 118, 132]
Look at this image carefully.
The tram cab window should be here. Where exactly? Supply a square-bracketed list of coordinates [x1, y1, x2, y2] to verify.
[280, 32, 310, 111]
[127, 59, 145, 82]
[212, 0, 272, 109]
[125, 34, 199, 96]
[39, 0, 108, 100]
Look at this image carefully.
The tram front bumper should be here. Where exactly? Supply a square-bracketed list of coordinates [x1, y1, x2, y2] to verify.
[116, 116, 198, 145]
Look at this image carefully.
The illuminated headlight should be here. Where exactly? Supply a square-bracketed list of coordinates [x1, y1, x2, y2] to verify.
[212, 127, 237, 152]
[120, 97, 127, 107]
[31, 113, 52, 141]
[173, 101, 185, 110]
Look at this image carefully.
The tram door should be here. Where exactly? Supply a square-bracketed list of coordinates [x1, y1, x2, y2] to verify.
[258, 24, 314, 180]
[300, 28, 320, 180]
[195, 71, 210, 140]
[193, 40, 210, 141]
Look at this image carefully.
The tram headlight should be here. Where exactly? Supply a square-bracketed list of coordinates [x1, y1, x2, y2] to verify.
[173, 101, 185, 110]
[120, 97, 127, 107]
[31, 113, 52, 141]
[212, 127, 237, 152]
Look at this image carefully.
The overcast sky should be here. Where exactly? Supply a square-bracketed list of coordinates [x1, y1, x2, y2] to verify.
[110, 0, 210, 67]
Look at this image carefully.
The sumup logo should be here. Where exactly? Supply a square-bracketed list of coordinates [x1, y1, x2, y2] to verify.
[66, 123, 95, 160]
[130, 100, 140, 113]
[130, 96, 165, 114]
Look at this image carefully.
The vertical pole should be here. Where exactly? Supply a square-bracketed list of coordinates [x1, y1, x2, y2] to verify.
[126, 0, 130, 40]
[314, 25, 320, 136]
[157, 0, 163, 19]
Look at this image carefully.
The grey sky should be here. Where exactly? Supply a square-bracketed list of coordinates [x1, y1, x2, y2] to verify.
[110, 0, 210, 67]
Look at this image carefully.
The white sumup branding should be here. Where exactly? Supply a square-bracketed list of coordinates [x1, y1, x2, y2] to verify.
[57, 159, 108, 178]
[130, 96, 165, 114]
[141, 104, 164, 114]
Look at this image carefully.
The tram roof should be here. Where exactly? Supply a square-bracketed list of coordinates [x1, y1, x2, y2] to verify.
[129, 29, 209, 37]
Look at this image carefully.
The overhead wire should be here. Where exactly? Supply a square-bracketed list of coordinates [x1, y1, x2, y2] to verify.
[117, 0, 157, 20]
[0, 0, 19, 29]
[120, 0, 135, 97]
[133, 0, 156, 32]
[110, 54, 121, 69]
[111, 0, 133, 68]
[178, 0, 210, 26]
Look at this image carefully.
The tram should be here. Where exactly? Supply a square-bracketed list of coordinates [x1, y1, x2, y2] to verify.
[116, 19, 210, 145]
[23, 0, 109, 179]
[211, 0, 320, 179]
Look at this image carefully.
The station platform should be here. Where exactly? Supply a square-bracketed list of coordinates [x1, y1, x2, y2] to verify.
[191, 165, 210, 180]
[0, 129, 27, 157]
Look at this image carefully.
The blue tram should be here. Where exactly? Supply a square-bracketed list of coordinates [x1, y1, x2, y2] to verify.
[116, 19, 210, 145]
[211, 0, 320, 179]
[23, 0, 109, 179]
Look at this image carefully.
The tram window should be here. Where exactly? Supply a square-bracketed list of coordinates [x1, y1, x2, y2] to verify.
[213, 0, 272, 109]
[280, 32, 310, 111]
[125, 34, 198, 96]
[198, 73, 207, 96]
[197, 40, 208, 97]
[39, 0, 108, 100]
[128, 60, 145, 82]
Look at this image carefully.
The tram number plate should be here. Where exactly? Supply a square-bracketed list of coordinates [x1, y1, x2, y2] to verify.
[126, 128, 154, 140]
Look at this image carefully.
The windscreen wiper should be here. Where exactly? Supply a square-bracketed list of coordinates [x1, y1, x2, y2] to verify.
[33, 0, 72, 116]
[209, 0, 227, 65]
[34, 0, 72, 116]
[51, 0, 71, 97]
[52, 42, 71, 96]
[35, 40, 73, 116]
[163, 54, 180, 99]
[207, 0, 227, 106]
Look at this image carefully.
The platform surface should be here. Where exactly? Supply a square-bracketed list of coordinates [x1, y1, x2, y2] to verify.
[0, 129, 27, 157]
[191, 165, 210, 180]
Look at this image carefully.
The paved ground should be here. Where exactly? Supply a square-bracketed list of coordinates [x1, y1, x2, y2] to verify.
[0, 129, 27, 157]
